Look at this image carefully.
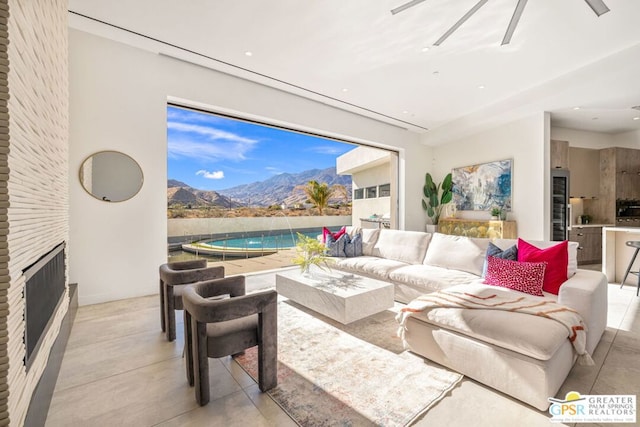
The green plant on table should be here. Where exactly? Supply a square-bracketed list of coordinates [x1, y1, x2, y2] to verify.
[491, 207, 502, 217]
[422, 172, 453, 225]
[292, 233, 332, 274]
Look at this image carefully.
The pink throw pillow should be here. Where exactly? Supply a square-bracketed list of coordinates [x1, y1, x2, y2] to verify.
[322, 226, 346, 243]
[517, 239, 568, 295]
[484, 256, 546, 296]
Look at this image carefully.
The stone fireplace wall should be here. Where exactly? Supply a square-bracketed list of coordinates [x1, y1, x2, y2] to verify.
[3, 0, 69, 425]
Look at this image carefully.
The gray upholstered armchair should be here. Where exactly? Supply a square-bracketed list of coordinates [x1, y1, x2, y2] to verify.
[182, 276, 278, 405]
[159, 259, 224, 341]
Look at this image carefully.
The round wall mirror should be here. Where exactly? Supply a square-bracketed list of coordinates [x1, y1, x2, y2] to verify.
[79, 151, 144, 202]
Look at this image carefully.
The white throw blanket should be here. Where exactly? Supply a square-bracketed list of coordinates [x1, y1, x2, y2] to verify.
[397, 287, 595, 366]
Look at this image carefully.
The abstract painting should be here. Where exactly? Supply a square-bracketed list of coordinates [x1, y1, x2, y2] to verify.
[452, 159, 512, 211]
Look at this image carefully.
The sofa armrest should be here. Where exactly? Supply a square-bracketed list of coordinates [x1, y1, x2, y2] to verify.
[557, 269, 608, 355]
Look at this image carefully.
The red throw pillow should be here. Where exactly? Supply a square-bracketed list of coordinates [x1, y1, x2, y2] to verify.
[322, 226, 346, 243]
[517, 239, 568, 295]
[484, 256, 546, 296]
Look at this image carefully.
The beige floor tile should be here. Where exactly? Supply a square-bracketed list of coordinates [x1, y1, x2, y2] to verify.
[66, 305, 162, 349]
[156, 390, 273, 427]
[54, 329, 183, 391]
[46, 357, 199, 427]
[414, 379, 560, 427]
[589, 343, 640, 396]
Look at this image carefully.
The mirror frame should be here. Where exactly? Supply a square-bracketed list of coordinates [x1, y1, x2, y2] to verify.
[79, 150, 144, 203]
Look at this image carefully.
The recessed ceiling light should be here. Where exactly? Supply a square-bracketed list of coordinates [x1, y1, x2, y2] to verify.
[421, 47, 430, 52]
[402, 110, 409, 114]
[478, 85, 485, 89]
[244, 51, 253, 57]
[633, 117, 640, 121]
[573, 107, 581, 110]
[342, 88, 348, 92]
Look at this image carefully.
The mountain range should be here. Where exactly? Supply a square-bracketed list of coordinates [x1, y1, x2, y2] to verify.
[168, 167, 352, 208]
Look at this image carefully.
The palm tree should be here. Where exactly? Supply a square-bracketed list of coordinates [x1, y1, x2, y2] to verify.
[294, 180, 348, 215]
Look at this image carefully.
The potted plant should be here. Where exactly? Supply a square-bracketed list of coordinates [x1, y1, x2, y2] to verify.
[292, 233, 332, 276]
[422, 172, 453, 231]
[490, 207, 502, 220]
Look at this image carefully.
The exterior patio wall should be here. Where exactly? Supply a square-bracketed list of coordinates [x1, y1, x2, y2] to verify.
[168, 215, 352, 241]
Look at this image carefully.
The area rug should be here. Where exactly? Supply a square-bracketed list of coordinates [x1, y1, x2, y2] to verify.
[234, 301, 462, 426]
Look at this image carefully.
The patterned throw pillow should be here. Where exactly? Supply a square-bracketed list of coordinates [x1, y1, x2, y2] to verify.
[322, 226, 346, 244]
[344, 233, 363, 257]
[326, 233, 348, 257]
[482, 242, 518, 277]
[484, 256, 547, 296]
[518, 239, 568, 295]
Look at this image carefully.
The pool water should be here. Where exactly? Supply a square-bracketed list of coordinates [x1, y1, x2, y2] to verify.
[205, 230, 321, 250]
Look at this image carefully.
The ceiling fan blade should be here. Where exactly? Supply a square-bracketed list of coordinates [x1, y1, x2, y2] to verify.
[434, 0, 488, 46]
[501, 0, 529, 45]
[390, 0, 427, 15]
[584, 0, 610, 16]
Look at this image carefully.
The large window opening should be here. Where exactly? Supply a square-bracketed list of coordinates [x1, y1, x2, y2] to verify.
[166, 104, 398, 273]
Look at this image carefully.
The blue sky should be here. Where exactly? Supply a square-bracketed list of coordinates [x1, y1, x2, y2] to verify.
[167, 106, 354, 190]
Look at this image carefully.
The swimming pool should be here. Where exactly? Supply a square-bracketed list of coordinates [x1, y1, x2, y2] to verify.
[206, 230, 319, 250]
[180, 228, 340, 258]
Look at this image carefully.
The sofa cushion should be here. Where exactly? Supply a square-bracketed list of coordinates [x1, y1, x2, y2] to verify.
[518, 239, 568, 295]
[484, 256, 546, 296]
[343, 233, 363, 257]
[493, 238, 578, 278]
[423, 233, 489, 276]
[326, 233, 348, 257]
[482, 242, 518, 276]
[405, 283, 570, 361]
[371, 229, 432, 264]
[389, 264, 480, 294]
[322, 226, 346, 243]
[332, 256, 408, 280]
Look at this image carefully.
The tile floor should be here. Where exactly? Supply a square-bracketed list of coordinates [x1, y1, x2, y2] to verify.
[46, 267, 640, 426]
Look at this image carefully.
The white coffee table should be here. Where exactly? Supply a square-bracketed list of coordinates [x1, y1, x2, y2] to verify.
[275, 268, 394, 324]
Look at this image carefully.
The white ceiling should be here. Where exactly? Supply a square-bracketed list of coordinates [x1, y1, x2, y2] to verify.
[68, 0, 640, 145]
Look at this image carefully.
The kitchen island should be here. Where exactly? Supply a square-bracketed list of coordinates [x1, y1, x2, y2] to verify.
[602, 226, 640, 285]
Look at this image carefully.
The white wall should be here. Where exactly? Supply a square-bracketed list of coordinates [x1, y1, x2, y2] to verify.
[430, 114, 548, 240]
[69, 29, 429, 305]
[613, 129, 640, 147]
[550, 127, 616, 149]
[352, 163, 392, 227]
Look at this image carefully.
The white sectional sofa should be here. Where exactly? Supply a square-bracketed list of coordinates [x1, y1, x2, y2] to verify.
[330, 228, 608, 410]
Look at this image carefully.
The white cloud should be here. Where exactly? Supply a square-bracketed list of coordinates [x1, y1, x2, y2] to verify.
[196, 170, 225, 179]
[308, 145, 348, 155]
[265, 166, 283, 175]
[167, 121, 259, 161]
[168, 137, 255, 162]
[168, 122, 256, 144]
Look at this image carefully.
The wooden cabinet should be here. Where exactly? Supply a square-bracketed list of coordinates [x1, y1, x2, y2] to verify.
[569, 147, 600, 198]
[551, 140, 569, 169]
[569, 226, 602, 265]
[438, 219, 517, 239]
[615, 147, 640, 201]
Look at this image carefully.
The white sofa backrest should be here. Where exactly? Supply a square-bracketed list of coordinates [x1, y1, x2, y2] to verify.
[492, 238, 578, 277]
[371, 229, 432, 264]
[423, 233, 490, 276]
[346, 227, 381, 256]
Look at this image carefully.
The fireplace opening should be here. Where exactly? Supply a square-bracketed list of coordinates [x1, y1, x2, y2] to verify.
[23, 242, 66, 371]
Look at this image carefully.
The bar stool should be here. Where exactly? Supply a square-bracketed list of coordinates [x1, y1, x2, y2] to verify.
[620, 241, 640, 296]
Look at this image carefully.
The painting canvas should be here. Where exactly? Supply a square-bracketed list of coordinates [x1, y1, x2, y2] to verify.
[452, 159, 512, 211]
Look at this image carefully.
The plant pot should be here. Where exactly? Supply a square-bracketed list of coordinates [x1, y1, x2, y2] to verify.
[425, 224, 438, 233]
